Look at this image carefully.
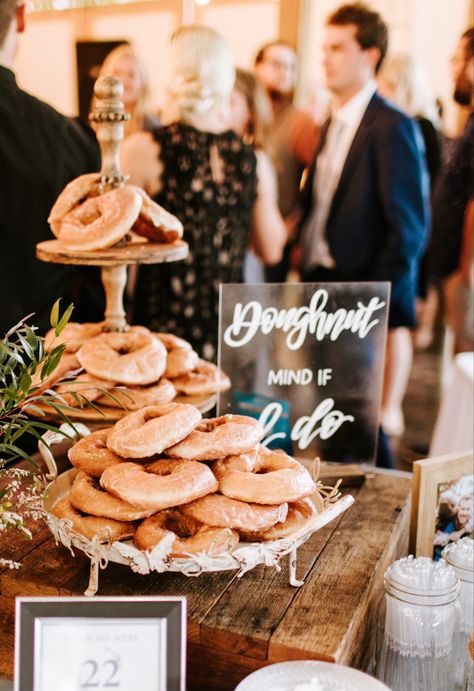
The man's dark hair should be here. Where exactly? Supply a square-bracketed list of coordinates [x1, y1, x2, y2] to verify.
[254, 40, 296, 67]
[0, 0, 17, 49]
[327, 2, 388, 73]
[461, 27, 474, 59]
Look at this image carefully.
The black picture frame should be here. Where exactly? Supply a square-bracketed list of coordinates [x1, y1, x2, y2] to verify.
[14, 596, 186, 691]
[76, 39, 128, 125]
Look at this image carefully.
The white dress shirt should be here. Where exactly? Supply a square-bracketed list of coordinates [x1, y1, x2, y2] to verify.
[300, 80, 377, 272]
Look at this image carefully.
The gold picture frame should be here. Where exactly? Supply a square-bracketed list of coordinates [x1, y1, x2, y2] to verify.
[410, 451, 474, 558]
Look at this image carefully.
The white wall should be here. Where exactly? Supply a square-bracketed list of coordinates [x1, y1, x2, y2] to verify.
[13, 0, 471, 134]
[15, 10, 79, 115]
[14, 0, 278, 117]
[198, 1, 279, 69]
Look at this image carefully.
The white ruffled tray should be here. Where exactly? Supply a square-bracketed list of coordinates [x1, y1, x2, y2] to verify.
[39, 424, 354, 597]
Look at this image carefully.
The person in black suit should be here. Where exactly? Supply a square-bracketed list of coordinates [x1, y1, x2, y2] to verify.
[0, 0, 104, 337]
[298, 3, 430, 453]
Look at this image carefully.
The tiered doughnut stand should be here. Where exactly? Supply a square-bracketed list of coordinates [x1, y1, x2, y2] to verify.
[35, 77, 354, 596]
[36, 76, 214, 419]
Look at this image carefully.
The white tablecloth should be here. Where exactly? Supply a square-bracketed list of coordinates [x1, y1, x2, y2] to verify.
[430, 351, 474, 456]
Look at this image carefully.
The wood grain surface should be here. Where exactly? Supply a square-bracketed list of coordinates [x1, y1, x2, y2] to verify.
[0, 471, 411, 689]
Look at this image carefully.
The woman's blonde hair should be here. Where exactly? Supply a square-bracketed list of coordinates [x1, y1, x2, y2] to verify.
[167, 25, 235, 122]
[234, 68, 273, 150]
[378, 53, 440, 127]
[99, 43, 150, 137]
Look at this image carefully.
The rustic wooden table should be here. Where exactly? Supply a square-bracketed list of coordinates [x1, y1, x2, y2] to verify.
[0, 470, 410, 690]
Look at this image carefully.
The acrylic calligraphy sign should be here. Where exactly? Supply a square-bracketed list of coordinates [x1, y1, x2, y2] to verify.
[218, 282, 390, 464]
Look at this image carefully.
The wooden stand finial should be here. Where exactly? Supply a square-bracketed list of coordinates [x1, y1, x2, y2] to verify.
[89, 75, 131, 331]
[89, 75, 130, 185]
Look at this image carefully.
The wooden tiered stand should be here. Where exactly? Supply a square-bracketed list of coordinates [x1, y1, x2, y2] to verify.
[35, 76, 214, 417]
[37, 76, 188, 333]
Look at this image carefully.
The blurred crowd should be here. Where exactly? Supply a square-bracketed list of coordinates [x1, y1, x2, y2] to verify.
[0, 1, 472, 464]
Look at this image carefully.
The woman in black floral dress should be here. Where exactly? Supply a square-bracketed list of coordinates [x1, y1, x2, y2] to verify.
[122, 26, 285, 361]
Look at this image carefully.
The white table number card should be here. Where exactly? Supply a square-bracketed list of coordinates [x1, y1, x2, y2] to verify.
[36, 618, 165, 690]
[218, 282, 390, 465]
[15, 597, 186, 691]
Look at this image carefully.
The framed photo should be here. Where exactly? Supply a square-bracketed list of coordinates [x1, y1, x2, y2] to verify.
[410, 451, 474, 558]
[15, 596, 186, 691]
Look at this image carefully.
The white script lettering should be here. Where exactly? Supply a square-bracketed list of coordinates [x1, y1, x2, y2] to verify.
[223, 290, 385, 349]
[259, 398, 354, 451]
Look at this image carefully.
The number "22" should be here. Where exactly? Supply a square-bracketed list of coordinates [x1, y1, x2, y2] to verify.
[79, 659, 120, 688]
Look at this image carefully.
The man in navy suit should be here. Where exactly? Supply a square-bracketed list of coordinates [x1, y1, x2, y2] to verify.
[299, 3, 430, 450]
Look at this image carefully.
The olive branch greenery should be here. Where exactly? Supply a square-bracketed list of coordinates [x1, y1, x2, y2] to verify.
[0, 299, 76, 468]
[0, 300, 77, 567]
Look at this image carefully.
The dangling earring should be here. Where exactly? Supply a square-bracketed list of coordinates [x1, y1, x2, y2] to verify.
[243, 121, 255, 146]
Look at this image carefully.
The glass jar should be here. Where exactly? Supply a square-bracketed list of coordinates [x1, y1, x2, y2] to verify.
[442, 537, 474, 690]
[376, 555, 461, 691]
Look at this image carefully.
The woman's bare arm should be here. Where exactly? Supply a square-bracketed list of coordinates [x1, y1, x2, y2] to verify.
[250, 150, 287, 266]
[121, 131, 163, 197]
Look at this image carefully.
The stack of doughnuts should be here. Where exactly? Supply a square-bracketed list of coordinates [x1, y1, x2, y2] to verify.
[51, 403, 318, 559]
[48, 174, 183, 251]
[41, 322, 230, 412]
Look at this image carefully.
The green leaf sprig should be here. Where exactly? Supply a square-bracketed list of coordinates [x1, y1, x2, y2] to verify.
[0, 300, 75, 468]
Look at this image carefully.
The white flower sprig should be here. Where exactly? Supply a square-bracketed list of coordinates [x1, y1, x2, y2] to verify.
[0, 468, 47, 566]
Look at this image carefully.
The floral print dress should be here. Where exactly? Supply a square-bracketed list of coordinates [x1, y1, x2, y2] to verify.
[133, 122, 257, 361]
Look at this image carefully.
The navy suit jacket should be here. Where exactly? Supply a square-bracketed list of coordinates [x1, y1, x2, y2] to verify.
[300, 92, 430, 327]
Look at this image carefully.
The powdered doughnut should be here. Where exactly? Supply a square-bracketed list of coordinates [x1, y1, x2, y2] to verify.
[48, 173, 101, 237]
[69, 471, 155, 521]
[154, 333, 199, 378]
[100, 459, 218, 511]
[96, 378, 176, 410]
[171, 359, 231, 396]
[166, 414, 264, 461]
[180, 493, 288, 531]
[30, 353, 80, 392]
[213, 446, 317, 505]
[239, 498, 317, 542]
[107, 402, 201, 458]
[77, 329, 167, 385]
[68, 429, 122, 478]
[134, 508, 239, 556]
[131, 187, 183, 243]
[50, 496, 136, 542]
[58, 186, 142, 251]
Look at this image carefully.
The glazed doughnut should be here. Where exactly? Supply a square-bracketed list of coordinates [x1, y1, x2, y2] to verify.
[44, 321, 105, 353]
[213, 446, 317, 505]
[55, 372, 113, 407]
[131, 187, 183, 243]
[180, 493, 288, 532]
[166, 414, 264, 461]
[69, 471, 155, 521]
[171, 359, 231, 396]
[239, 498, 317, 542]
[77, 329, 167, 385]
[58, 186, 142, 251]
[48, 173, 100, 237]
[100, 459, 218, 511]
[106, 402, 201, 458]
[154, 333, 199, 378]
[134, 508, 239, 556]
[68, 429, 122, 478]
[30, 353, 80, 392]
[50, 496, 136, 542]
[96, 378, 176, 411]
